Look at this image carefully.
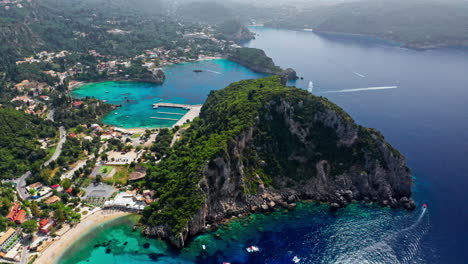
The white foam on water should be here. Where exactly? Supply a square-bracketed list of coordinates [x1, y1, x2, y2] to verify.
[321, 86, 398, 94]
[353, 71, 366, 78]
[205, 70, 222, 74]
[334, 208, 428, 264]
[307, 81, 314, 93]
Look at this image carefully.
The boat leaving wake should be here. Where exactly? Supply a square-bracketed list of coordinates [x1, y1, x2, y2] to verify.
[334, 207, 429, 264]
[353, 71, 366, 78]
[321, 86, 398, 94]
[205, 70, 222, 74]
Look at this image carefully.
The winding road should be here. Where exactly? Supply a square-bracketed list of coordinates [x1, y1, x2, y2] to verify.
[16, 126, 66, 200]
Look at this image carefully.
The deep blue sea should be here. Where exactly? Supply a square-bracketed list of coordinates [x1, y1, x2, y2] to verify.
[61, 27, 468, 263]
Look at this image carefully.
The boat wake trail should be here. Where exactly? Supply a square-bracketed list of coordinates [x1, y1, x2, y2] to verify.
[335, 208, 429, 264]
[205, 70, 222, 74]
[353, 72, 366, 78]
[321, 86, 398, 94]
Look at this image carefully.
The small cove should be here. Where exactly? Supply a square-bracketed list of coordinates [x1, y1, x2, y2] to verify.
[71, 59, 266, 128]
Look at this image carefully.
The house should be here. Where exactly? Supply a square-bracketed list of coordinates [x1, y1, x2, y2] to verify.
[27, 182, 43, 191]
[7, 203, 27, 224]
[51, 184, 60, 189]
[39, 219, 55, 234]
[13, 210, 26, 224]
[0, 228, 21, 253]
[66, 188, 73, 194]
[72, 101, 84, 107]
[44, 195, 61, 206]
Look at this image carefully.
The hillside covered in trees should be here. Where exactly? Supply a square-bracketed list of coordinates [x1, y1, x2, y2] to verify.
[0, 109, 56, 178]
[141, 76, 413, 247]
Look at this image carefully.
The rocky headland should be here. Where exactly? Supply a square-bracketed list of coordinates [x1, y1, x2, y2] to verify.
[141, 76, 414, 248]
[228, 47, 298, 81]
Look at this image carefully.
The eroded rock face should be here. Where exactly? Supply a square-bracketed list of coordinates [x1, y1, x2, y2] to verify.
[144, 95, 413, 248]
[280, 68, 299, 84]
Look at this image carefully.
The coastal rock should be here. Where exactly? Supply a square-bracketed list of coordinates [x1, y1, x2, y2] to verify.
[280, 68, 299, 85]
[139, 68, 165, 84]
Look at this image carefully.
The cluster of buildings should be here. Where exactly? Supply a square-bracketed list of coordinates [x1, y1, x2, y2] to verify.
[103, 189, 154, 211]
[27, 182, 53, 201]
[11, 94, 48, 115]
[16, 50, 69, 65]
[0, 228, 22, 261]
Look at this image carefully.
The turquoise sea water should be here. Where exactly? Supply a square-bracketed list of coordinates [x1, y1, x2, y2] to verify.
[71, 59, 266, 128]
[58, 203, 429, 264]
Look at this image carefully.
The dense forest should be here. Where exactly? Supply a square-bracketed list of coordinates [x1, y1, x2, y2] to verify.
[0, 0, 202, 73]
[0, 109, 56, 178]
[228, 48, 282, 74]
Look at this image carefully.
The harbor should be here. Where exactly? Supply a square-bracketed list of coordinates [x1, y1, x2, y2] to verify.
[152, 103, 203, 128]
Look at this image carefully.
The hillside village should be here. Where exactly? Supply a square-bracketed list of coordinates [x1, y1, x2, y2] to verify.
[0, 19, 247, 263]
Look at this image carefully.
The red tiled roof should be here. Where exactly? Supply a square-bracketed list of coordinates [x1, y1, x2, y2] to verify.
[51, 184, 60, 189]
[7, 203, 20, 221]
[72, 101, 84, 107]
[14, 210, 26, 224]
[66, 187, 73, 193]
[69, 133, 76, 138]
[39, 219, 49, 228]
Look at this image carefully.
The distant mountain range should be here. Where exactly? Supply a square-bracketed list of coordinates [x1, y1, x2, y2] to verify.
[170, 0, 468, 49]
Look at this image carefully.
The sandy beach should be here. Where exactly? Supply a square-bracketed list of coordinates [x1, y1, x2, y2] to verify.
[34, 210, 130, 264]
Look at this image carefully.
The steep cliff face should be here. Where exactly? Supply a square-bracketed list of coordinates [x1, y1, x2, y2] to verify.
[142, 76, 413, 248]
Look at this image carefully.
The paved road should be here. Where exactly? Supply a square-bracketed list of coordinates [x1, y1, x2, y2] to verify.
[170, 127, 187, 147]
[44, 126, 66, 167]
[19, 237, 31, 264]
[16, 126, 66, 200]
[16, 171, 32, 200]
[62, 158, 88, 180]
[47, 109, 55, 122]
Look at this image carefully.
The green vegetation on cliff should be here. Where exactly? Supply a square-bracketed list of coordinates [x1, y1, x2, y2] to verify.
[228, 48, 282, 74]
[142, 76, 392, 233]
[0, 109, 56, 178]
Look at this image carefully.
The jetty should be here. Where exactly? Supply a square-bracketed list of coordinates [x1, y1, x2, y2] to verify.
[150, 117, 179, 121]
[153, 103, 193, 110]
[152, 103, 203, 127]
[156, 111, 185, 116]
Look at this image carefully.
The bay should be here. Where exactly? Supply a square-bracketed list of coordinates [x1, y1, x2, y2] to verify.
[62, 27, 468, 263]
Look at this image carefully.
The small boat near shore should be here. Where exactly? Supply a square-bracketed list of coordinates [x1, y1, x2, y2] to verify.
[193, 69, 203, 73]
[308, 81, 314, 93]
[246, 245, 260, 253]
[293, 256, 301, 263]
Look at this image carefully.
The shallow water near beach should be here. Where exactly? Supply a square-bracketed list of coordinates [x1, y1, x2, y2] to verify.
[58, 202, 429, 264]
[71, 59, 266, 128]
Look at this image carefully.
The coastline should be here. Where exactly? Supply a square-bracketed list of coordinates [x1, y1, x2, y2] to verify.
[251, 25, 468, 50]
[68, 56, 226, 131]
[34, 210, 131, 264]
[68, 55, 226, 92]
